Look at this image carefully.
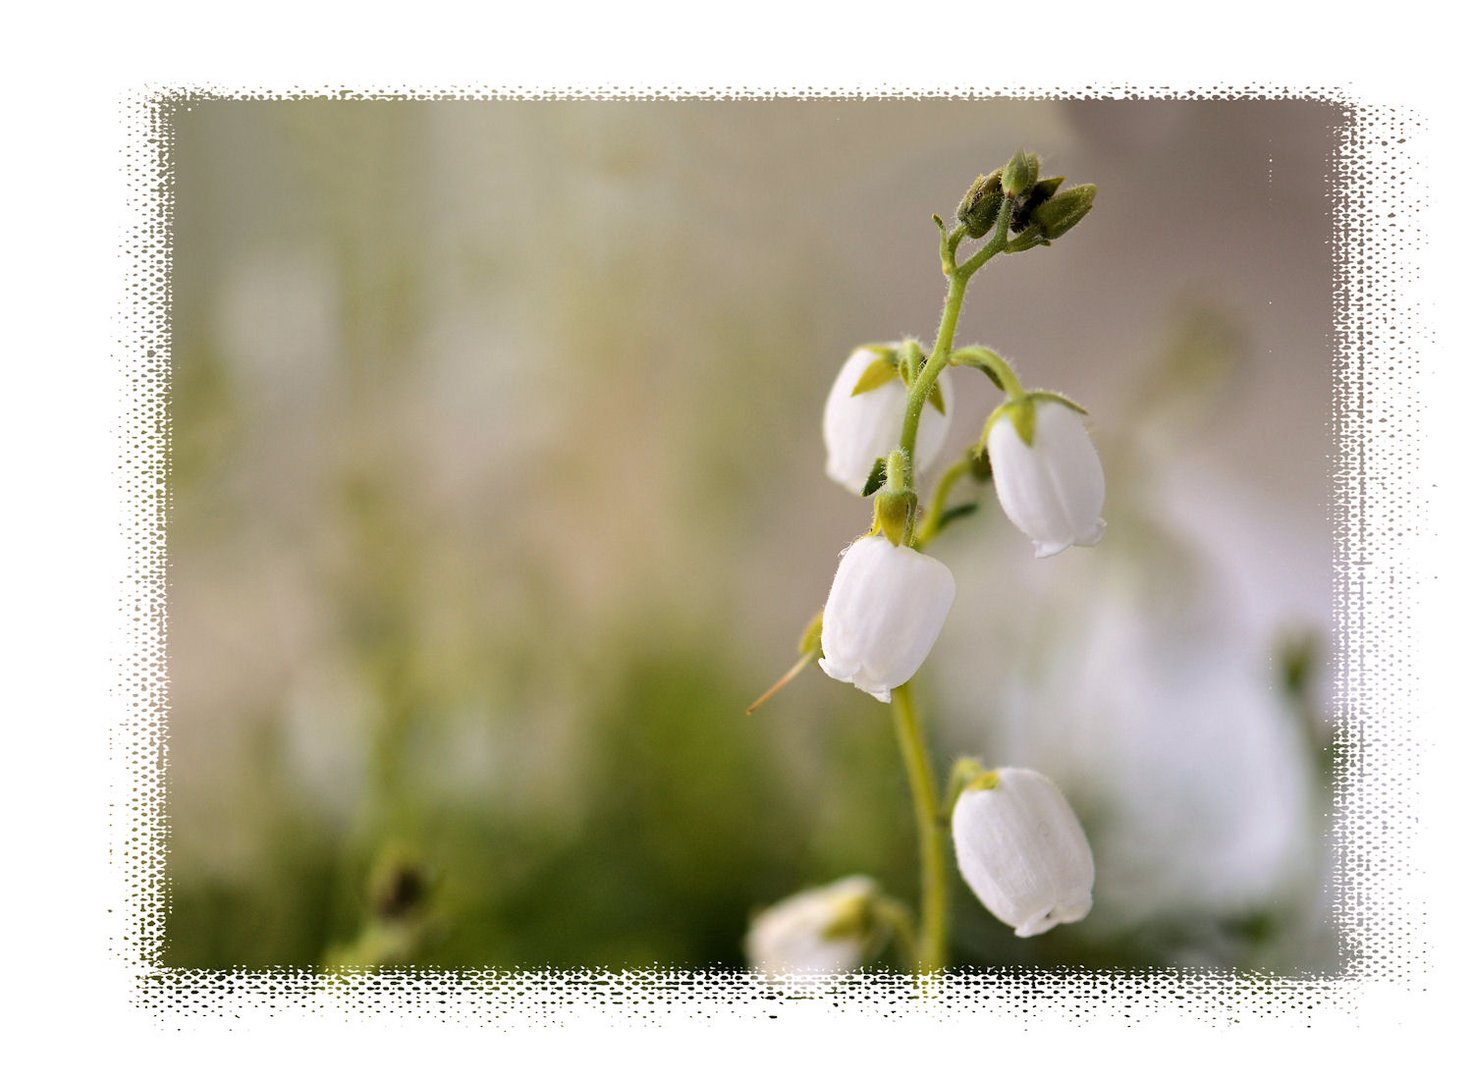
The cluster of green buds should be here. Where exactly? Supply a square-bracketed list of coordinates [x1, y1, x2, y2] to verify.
[957, 149, 1097, 251]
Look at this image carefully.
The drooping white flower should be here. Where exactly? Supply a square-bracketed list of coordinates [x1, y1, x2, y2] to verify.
[986, 398, 1105, 558]
[951, 766, 1095, 937]
[744, 875, 879, 974]
[823, 346, 954, 495]
[819, 536, 956, 703]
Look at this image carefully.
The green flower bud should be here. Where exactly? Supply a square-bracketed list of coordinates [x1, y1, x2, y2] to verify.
[1000, 150, 1040, 200]
[1011, 175, 1064, 232]
[872, 449, 917, 546]
[1033, 184, 1096, 239]
[957, 169, 1003, 238]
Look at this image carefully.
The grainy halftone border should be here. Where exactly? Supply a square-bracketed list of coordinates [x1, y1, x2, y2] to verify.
[115, 87, 1422, 1027]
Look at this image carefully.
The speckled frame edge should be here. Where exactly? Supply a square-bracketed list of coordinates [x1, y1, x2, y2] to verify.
[113, 85, 1423, 1028]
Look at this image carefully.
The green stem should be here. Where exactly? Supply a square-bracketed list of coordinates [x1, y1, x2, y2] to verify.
[897, 198, 1016, 488]
[949, 346, 1026, 401]
[898, 276, 964, 477]
[890, 681, 948, 972]
[873, 896, 919, 973]
[983, 354, 1026, 400]
[912, 458, 973, 550]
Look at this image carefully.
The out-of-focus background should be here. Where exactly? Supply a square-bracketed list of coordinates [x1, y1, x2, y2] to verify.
[164, 98, 1338, 971]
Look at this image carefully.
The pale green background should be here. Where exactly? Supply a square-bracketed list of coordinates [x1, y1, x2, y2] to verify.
[165, 99, 1338, 970]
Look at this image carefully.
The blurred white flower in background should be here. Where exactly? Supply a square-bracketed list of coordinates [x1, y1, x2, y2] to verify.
[744, 875, 880, 974]
[938, 445, 1326, 962]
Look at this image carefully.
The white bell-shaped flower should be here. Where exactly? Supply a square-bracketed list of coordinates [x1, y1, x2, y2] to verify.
[744, 875, 879, 974]
[823, 346, 955, 495]
[819, 536, 956, 703]
[987, 399, 1105, 558]
[951, 766, 1095, 937]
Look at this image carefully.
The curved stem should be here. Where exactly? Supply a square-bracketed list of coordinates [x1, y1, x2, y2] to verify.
[898, 274, 966, 469]
[992, 361, 1026, 400]
[890, 681, 948, 972]
[873, 896, 919, 973]
[912, 457, 973, 550]
[898, 198, 1016, 481]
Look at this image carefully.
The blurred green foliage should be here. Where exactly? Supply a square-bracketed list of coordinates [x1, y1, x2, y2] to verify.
[163, 641, 909, 969]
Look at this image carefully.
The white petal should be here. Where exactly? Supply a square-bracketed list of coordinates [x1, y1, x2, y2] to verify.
[988, 401, 1105, 555]
[952, 767, 1095, 936]
[823, 347, 954, 495]
[819, 537, 956, 700]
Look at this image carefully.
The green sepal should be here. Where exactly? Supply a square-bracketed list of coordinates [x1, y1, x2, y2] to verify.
[1012, 400, 1037, 446]
[927, 380, 946, 415]
[966, 769, 1001, 793]
[979, 410, 1001, 449]
[957, 168, 1003, 238]
[1034, 176, 1065, 201]
[796, 609, 824, 657]
[874, 489, 917, 547]
[1030, 389, 1089, 415]
[966, 193, 1003, 239]
[980, 391, 1087, 449]
[951, 346, 1008, 391]
[1011, 175, 1064, 232]
[944, 756, 989, 818]
[1034, 183, 1096, 239]
[850, 356, 901, 396]
[969, 444, 993, 482]
[982, 397, 1037, 447]
[897, 340, 925, 385]
[820, 893, 876, 941]
[861, 456, 887, 498]
[1005, 224, 1049, 253]
[1001, 150, 1040, 199]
